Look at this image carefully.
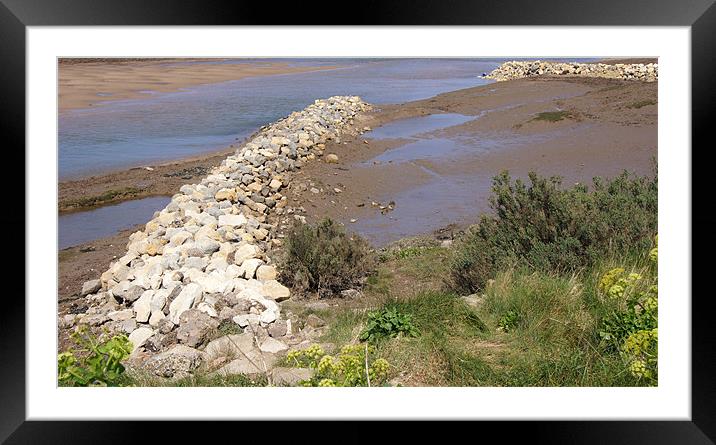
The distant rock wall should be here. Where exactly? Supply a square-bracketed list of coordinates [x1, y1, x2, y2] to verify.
[486, 60, 658, 82]
[64, 96, 371, 379]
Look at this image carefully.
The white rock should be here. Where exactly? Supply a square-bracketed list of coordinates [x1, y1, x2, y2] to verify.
[233, 313, 260, 328]
[255, 265, 277, 281]
[261, 280, 291, 302]
[218, 214, 247, 228]
[234, 243, 261, 266]
[168, 283, 203, 324]
[259, 310, 277, 324]
[259, 337, 288, 353]
[197, 301, 218, 318]
[128, 327, 155, 353]
[240, 258, 263, 279]
[133, 289, 154, 323]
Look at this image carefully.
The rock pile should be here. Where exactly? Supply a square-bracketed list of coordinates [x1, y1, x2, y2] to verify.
[486, 60, 658, 82]
[64, 96, 371, 380]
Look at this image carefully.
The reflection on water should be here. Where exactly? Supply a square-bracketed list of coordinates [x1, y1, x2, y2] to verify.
[58, 196, 171, 249]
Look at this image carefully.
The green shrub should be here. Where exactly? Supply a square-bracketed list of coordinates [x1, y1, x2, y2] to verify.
[449, 170, 657, 293]
[286, 344, 390, 387]
[279, 218, 375, 297]
[58, 326, 132, 387]
[532, 111, 573, 122]
[359, 307, 419, 343]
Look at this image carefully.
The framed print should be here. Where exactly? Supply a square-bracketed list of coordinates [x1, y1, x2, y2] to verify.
[4, 0, 714, 442]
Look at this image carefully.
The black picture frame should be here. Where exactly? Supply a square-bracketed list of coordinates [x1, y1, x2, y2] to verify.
[4, 0, 713, 442]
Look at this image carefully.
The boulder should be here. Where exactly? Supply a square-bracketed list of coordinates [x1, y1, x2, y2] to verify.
[261, 280, 291, 302]
[255, 265, 277, 281]
[143, 344, 206, 379]
[168, 283, 203, 324]
[128, 327, 155, 353]
[234, 244, 260, 266]
[176, 309, 220, 348]
[80, 279, 101, 297]
[271, 367, 314, 386]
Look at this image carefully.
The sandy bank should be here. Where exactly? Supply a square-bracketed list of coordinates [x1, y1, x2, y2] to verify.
[59, 58, 340, 112]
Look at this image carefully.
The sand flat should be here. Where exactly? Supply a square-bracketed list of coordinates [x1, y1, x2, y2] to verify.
[58, 58, 339, 112]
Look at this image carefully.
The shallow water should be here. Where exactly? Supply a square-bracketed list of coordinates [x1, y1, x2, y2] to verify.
[59, 59, 502, 179]
[365, 113, 476, 140]
[58, 196, 171, 250]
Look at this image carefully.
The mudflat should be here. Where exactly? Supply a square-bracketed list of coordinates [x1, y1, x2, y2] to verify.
[59, 58, 339, 112]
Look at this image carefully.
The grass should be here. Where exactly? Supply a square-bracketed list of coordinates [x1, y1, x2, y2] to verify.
[531, 111, 573, 122]
[61, 186, 145, 211]
[314, 242, 652, 387]
[122, 369, 267, 387]
[626, 100, 657, 109]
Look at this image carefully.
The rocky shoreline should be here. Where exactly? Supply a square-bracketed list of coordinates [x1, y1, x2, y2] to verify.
[62, 96, 371, 382]
[486, 60, 658, 82]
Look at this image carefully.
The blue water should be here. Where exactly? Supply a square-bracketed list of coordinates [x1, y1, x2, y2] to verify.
[58, 196, 172, 249]
[59, 58, 502, 179]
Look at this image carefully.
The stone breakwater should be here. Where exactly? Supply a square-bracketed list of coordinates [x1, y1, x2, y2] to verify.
[63, 96, 371, 382]
[486, 60, 658, 82]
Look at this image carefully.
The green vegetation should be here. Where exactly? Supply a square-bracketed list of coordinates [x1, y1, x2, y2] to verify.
[58, 326, 132, 387]
[279, 218, 376, 298]
[308, 170, 657, 387]
[359, 307, 419, 343]
[532, 111, 573, 122]
[626, 99, 656, 109]
[61, 186, 144, 211]
[449, 170, 657, 293]
[286, 344, 390, 387]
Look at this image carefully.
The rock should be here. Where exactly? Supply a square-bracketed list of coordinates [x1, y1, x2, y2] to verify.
[120, 319, 137, 334]
[259, 310, 277, 324]
[168, 283, 203, 324]
[233, 313, 260, 328]
[133, 290, 154, 323]
[255, 265, 277, 281]
[176, 309, 220, 348]
[461, 293, 485, 309]
[157, 318, 175, 334]
[269, 179, 283, 190]
[271, 367, 314, 386]
[128, 327, 155, 353]
[259, 337, 288, 353]
[218, 214, 247, 228]
[80, 279, 101, 297]
[240, 258, 263, 279]
[306, 314, 326, 328]
[268, 319, 288, 338]
[234, 244, 261, 266]
[107, 309, 134, 321]
[123, 285, 145, 304]
[193, 239, 220, 255]
[261, 280, 291, 301]
[143, 344, 205, 379]
[325, 153, 339, 163]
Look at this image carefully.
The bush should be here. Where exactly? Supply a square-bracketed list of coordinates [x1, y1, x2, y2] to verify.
[449, 169, 657, 293]
[359, 307, 419, 343]
[58, 326, 132, 387]
[279, 218, 375, 297]
[286, 344, 391, 387]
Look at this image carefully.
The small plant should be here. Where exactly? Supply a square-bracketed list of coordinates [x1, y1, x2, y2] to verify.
[58, 326, 133, 387]
[279, 218, 375, 298]
[286, 344, 391, 387]
[626, 100, 656, 109]
[359, 307, 419, 343]
[497, 310, 521, 333]
[598, 235, 658, 385]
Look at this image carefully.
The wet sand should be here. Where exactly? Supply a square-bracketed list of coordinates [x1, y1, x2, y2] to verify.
[58, 75, 656, 304]
[284, 77, 656, 244]
[59, 58, 339, 112]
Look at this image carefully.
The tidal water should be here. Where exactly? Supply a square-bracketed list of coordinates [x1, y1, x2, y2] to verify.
[59, 58, 502, 180]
